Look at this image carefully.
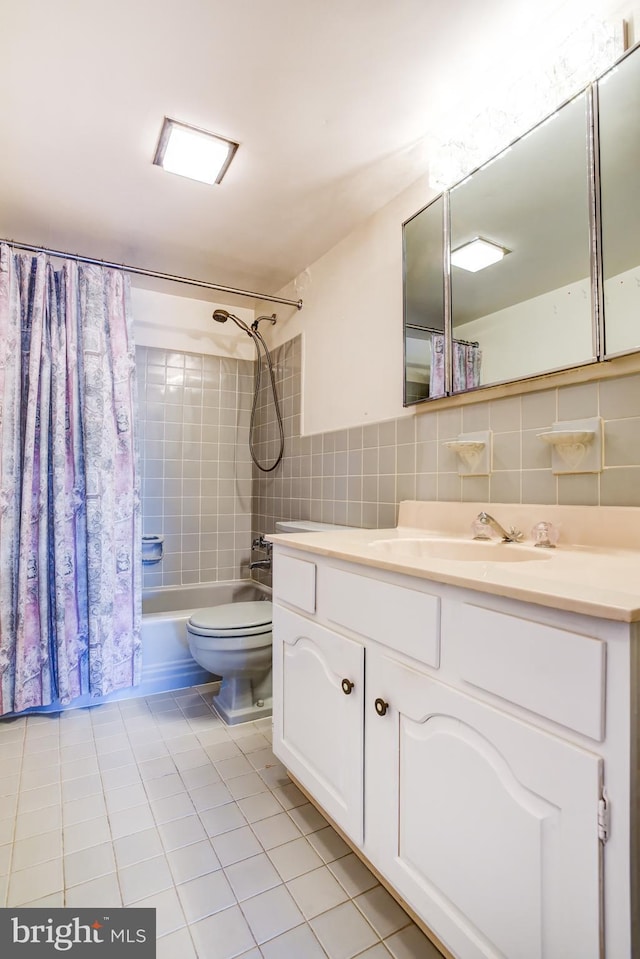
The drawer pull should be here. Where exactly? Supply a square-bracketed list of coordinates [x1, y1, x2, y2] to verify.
[341, 678, 355, 695]
[374, 697, 389, 717]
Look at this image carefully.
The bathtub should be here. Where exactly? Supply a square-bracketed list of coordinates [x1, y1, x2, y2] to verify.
[5, 579, 270, 716]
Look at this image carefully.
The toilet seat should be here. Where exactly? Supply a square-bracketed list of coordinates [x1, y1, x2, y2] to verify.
[187, 601, 272, 650]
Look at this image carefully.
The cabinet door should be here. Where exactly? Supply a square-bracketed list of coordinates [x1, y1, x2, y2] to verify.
[365, 651, 603, 959]
[272, 604, 365, 844]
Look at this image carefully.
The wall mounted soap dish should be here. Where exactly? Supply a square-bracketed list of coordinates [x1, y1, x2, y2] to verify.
[444, 431, 492, 475]
[537, 418, 602, 473]
[538, 430, 595, 446]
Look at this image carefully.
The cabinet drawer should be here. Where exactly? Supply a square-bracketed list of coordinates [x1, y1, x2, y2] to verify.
[445, 601, 606, 740]
[320, 567, 440, 668]
[273, 552, 317, 613]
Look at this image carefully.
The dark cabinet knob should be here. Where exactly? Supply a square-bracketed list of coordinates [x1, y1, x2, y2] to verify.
[374, 697, 389, 716]
[341, 678, 354, 695]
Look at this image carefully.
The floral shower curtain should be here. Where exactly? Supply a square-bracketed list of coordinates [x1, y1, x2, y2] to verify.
[452, 338, 482, 392]
[0, 243, 141, 715]
[430, 333, 482, 395]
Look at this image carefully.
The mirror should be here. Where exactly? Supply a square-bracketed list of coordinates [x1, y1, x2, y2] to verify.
[598, 48, 640, 357]
[403, 196, 445, 403]
[402, 41, 640, 406]
[450, 90, 593, 391]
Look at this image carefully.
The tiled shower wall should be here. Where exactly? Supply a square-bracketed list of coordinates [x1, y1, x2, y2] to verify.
[252, 335, 640, 561]
[136, 346, 254, 588]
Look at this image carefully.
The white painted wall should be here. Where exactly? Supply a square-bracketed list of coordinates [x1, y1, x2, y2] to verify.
[604, 263, 640, 354]
[455, 277, 595, 384]
[443, 262, 640, 381]
[131, 287, 256, 360]
[266, 175, 437, 436]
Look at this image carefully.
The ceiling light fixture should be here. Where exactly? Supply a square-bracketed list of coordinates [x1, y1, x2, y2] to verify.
[153, 118, 238, 185]
[450, 237, 510, 272]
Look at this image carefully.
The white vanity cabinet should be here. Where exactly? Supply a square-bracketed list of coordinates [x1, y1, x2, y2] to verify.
[271, 546, 637, 959]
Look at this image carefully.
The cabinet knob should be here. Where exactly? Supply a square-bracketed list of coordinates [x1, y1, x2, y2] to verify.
[374, 697, 389, 717]
[341, 678, 355, 695]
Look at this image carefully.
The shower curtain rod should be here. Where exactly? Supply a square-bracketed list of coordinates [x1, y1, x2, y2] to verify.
[1, 238, 303, 310]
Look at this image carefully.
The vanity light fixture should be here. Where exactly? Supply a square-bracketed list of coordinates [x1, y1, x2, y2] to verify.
[153, 118, 239, 185]
[450, 237, 510, 273]
[428, 17, 625, 189]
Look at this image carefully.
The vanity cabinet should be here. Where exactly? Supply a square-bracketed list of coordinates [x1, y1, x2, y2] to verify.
[272, 547, 636, 959]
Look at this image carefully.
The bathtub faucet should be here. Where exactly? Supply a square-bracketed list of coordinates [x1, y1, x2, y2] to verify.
[252, 535, 272, 552]
[250, 534, 272, 571]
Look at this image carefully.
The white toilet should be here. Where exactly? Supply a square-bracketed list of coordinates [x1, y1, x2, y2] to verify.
[186, 601, 273, 725]
[186, 521, 357, 725]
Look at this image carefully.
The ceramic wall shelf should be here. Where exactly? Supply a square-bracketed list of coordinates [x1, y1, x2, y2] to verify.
[444, 430, 492, 475]
[537, 417, 602, 474]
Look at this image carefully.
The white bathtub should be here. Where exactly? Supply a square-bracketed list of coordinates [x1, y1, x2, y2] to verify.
[139, 580, 271, 698]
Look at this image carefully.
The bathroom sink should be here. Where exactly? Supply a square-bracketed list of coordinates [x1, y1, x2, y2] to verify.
[369, 537, 552, 563]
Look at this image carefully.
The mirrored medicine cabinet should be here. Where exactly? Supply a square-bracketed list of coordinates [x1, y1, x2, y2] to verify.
[403, 39, 640, 406]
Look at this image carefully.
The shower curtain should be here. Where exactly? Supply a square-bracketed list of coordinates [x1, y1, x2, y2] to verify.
[452, 338, 482, 392]
[0, 244, 141, 715]
[430, 333, 482, 395]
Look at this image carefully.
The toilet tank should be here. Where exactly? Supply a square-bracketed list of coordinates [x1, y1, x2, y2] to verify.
[275, 520, 358, 533]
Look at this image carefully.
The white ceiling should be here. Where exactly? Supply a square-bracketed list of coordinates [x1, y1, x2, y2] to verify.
[0, 0, 616, 305]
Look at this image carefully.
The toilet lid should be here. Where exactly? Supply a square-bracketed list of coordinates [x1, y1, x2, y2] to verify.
[188, 601, 272, 637]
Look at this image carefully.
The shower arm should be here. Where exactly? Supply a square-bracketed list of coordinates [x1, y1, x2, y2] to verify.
[251, 314, 277, 332]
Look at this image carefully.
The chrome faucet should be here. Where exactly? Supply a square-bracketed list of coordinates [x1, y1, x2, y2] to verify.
[252, 535, 271, 552]
[473, 511, 523, 543]
[250, 534, 272, 571]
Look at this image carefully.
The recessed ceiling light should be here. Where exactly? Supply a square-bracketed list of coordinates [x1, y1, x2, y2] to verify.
[153, 118, 238, 185]
[450, 237, 510, 272]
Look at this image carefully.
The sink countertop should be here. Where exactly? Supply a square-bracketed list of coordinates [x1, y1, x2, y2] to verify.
[268, 502, 640, 623]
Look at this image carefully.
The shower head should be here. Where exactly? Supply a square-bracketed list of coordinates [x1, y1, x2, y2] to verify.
[211, 309, 252, 336]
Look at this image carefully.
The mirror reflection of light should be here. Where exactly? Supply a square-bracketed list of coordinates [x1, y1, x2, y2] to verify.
[450, 238, 510, 273]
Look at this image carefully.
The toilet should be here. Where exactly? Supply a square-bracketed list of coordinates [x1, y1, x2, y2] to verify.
[186, 520, 357, 725]
[186, 601, 273, 725]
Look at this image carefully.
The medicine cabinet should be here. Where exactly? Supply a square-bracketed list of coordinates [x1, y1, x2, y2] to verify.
[403, 40, 640, 405]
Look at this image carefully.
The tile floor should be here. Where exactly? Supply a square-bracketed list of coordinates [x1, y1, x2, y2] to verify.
[0, 685, 445, 959]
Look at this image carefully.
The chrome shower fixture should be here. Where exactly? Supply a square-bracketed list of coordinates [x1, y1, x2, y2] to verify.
[211, 308, 252, 336]
[210, 308, 284, 472]
[252, 313, 277, 331]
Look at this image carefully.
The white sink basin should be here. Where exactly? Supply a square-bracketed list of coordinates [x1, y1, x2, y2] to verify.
[369, 537, 553, 564]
